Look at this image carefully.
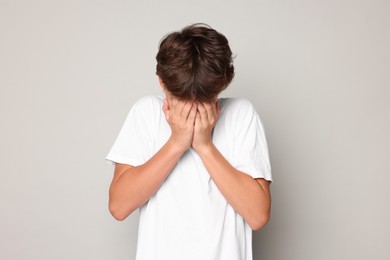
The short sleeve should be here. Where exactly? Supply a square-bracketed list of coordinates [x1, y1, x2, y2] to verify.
[104, 96, 158, 167]
[232, 99, 272, 182]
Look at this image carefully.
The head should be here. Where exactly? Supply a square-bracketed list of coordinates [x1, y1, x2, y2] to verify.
[156, 23, 235, 103]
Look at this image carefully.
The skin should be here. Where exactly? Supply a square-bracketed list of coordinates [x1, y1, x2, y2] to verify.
[108, 78, 271, 230]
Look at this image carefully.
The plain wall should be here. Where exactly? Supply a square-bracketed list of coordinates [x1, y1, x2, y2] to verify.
[1, 0, 389, 259]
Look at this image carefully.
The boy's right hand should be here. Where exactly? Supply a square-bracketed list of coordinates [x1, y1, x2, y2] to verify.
[162, 98, 197, 153]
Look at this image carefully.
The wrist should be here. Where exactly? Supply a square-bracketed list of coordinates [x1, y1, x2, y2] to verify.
[167, 136, 190, 155]
[193, 142, 214, 157]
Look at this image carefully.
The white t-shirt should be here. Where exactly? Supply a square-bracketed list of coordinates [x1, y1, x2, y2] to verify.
[105, 95, 272, 260]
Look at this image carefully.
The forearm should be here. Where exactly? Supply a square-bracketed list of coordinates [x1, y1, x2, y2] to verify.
[109, 138, 184, 220]
[197, 144, 271, 230]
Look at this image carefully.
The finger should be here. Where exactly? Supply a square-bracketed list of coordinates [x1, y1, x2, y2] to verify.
[211, 101, 218, 120]
[170, 99, 185, 119]
[170, 97, 179, 106]
[195, 111, 201, 128]
[203, 102, 215, 124]
[197, 102, 208, 126]
[167, 98, 178, 114]
[187, 102, 197, 125]
[181, 100, 193, 118]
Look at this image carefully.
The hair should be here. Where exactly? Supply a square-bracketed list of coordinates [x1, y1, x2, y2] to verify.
[156, 23, 235, 102]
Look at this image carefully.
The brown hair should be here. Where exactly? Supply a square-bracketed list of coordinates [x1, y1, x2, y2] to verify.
[156, 23, 235, 102]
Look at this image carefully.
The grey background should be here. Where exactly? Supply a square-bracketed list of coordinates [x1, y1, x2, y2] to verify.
[1, 0, 389, 259]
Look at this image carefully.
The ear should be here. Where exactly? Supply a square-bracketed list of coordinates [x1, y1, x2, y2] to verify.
[158, 76, 165, 90]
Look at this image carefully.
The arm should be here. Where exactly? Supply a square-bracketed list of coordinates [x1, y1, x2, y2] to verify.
[109, 139, 184, 221]
[196, 143, 271, 230]
[193, 102, 271, 230]
[109, 99, 197, 221]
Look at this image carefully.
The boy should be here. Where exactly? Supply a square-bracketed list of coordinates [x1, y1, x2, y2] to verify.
[105, 23, 272, 260]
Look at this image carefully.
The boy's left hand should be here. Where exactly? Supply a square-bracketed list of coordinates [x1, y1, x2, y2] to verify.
[192, 101, 221, 153]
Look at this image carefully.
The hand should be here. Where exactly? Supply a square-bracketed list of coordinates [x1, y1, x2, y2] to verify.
[192, 101, 221, 154]
[162, 98, 197, 153]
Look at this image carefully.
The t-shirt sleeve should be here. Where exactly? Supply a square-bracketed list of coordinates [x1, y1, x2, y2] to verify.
[104, 96, 158, 167]
[232, 99, 272, 182]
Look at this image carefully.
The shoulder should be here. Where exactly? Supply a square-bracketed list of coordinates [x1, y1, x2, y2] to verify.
[132, 95, 163, 110]
[128, 95, 164, 116]
[219, 97, 256, 117]
[125, 95, 163, 123]
[219, 97, 265, 134]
